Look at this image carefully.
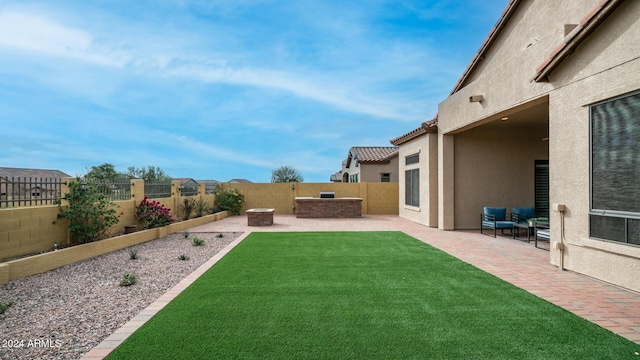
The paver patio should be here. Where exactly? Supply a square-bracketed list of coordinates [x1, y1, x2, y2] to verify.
[82, 215, 640, 359]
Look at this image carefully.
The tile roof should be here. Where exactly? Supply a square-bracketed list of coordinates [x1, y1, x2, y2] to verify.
[228, 178, 253, 183]
[532, 0, 622, 82]
[173, 178, 197, 185]
[0, 167, 71, 179]
[390, 115, 438, 146]
[197, 180, 220, 186]
[349, 146, 399, 164]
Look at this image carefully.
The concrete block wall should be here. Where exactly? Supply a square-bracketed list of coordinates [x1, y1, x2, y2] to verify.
[1, 181, 398, 262]
[220, 183, 293, 214]
[366, 182, 400, 214]
[219, 182, 398, 215]
[1, 179, 218, 262]
[1, 211, 228, 284]
[0, 206, 68, 261]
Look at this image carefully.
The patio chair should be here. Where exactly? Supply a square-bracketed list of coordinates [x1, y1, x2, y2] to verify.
[511, 206, 537, 224]
[511, 206, 537, 240]
[480, 207, 515, 237]
[535, 221, 550, 250]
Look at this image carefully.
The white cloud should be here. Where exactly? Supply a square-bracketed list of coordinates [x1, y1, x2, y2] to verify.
[0, 11, 130, 67]
[0, 8, 436, 122]
[168, 64, 418, 121]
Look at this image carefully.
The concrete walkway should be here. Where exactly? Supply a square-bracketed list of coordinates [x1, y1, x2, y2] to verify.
[82, 215, 640, 359]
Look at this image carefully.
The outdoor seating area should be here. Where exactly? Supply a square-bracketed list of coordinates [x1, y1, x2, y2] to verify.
[535, 221, 550, 250]
[480, 207, 514, 237]
[481, 206, 549, 249]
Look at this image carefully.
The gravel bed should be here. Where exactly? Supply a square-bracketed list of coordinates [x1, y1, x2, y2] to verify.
[0, 232, 242, 360]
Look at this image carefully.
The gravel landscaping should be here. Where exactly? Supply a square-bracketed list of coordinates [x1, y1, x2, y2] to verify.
[0, 231, 242, 360]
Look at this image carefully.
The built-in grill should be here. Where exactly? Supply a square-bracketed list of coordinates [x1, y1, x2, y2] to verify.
[319, 192, 335, 199]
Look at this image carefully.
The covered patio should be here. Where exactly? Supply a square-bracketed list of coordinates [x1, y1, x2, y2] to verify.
[84, 215, 640, 358]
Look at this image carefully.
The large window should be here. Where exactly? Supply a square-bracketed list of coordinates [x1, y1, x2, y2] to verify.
[405, 168, 419, 207]
[590, 91, 640, 245]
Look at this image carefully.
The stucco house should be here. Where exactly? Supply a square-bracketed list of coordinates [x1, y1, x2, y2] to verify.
[337, 146, 399, 183]
[173, 178, 199, 196]
[392, 0, 640, 292]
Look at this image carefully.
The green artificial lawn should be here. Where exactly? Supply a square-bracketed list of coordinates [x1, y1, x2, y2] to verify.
[107, 232, 640, 359]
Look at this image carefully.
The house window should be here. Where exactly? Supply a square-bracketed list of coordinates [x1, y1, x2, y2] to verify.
[350, 174, 359, 183]
[405, 169, 419, 207]
[590, 90, 640, 246]
[381, 173, 390, 182]
[406, 153, 419, 165]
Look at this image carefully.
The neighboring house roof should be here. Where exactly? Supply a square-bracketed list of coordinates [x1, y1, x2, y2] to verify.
[0, 167, 71, 179]
[173, 178, 197, 185]
[228, 179, 252, 183]
[390, 115, 438, 146]
[330, 171, 342, 182]
[347, 146, 399, 166]
[532, 0, 623, 82]
[198, 180, 219, 186]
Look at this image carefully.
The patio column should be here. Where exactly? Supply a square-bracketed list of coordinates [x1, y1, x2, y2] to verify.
[438, 133, 455, 230]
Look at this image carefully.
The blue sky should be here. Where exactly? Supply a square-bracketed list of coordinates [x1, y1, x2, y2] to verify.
[0, 0, 508, 182]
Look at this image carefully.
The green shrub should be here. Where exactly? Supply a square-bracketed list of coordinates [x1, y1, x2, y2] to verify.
[129, 249, 138, 260]
[183, 231, 190, 239]
[214, 187, 245, 215]
[55, 178, 122, 244]
[135, 196, 175, 229]
[178, 254, 189, 261]
[119, 273, 137, 287]
[181, 197, 195, 220]
[216, 233, 224, 238]
[0, 301, 13, 314]
[191, 237, 205, 246]
[193, 198, 211, 218]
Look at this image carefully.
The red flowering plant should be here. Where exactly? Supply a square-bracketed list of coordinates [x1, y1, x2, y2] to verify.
[134, 196, 175, 229]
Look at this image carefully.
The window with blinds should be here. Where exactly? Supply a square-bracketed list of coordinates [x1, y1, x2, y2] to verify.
[406, 154, 419, 165]
[590, 90, 640, 245]
[405, 169, 419, 207]
[535, 160, 549, 218]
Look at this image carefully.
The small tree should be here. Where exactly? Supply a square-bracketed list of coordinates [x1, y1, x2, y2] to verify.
[271, 165, 304, 183]
[126, 166, 171, 183]
[84, 163, 121, 181]
[55, 178, 121, 244]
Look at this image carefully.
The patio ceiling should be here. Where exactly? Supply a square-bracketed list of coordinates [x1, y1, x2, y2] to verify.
[452, 97, 549, 134]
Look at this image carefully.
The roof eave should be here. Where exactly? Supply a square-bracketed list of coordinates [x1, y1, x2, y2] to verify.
[450, 0, 521, 94]
[532, 0, 623, 83]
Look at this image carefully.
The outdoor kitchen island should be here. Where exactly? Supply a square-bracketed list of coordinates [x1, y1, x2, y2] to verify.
[295, 195, 362, 218]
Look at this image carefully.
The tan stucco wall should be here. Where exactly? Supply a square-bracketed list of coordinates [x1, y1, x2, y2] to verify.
[438, 0, 599, 134]
[544, 0, 640, 291]
[454, 123, 549, 229]
[397, 133, 438, 227]
[360, 157, 399, 183]
[435, 0, 640, 291]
